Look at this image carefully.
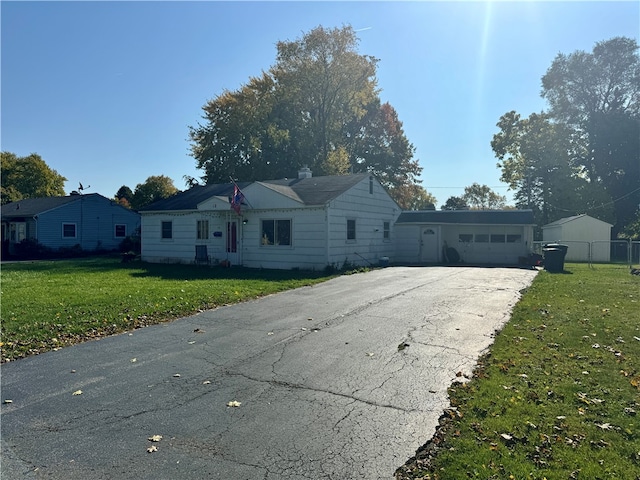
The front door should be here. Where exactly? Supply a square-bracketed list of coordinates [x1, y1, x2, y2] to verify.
[226, 221, 240, 265]
[420, 227, 440, 263]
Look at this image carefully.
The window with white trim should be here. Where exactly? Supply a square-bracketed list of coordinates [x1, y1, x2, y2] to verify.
[161, 221, 173, 239]
[383, 221, 390, 240]
[62, 223, 77, 238]
[506, 234, 522, 243]
[197, 220, 209, 240]
[347, 219, 356, 241]
[115, 224, 127, 238]
[261, 219, 291, 246]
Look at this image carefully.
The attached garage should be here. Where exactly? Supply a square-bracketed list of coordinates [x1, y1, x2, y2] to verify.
[394, 210, 535, 265]
[542, 214, 613, 262]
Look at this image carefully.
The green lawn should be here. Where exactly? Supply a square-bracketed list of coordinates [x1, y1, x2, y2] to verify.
[0, 256, 335, 362]
[397, 263, 640, 479]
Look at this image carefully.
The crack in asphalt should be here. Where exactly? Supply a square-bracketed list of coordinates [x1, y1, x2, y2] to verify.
[222, 370, 419, 413]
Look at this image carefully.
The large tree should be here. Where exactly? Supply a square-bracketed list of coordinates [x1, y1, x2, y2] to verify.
[131, 175, 179, 210]
[541, 37, 640, 235]
[189, 25, 425, 205]
[441, 196, 469, 211]
[462, 183, 506, 210]
[1, 152, 67, 204]
[114, 185, 134, 209]
[389, 183, 437, 210]
[491, 111, 614, 226]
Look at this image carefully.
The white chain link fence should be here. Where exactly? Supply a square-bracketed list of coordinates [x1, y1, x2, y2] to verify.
[532, 240, 640, 268]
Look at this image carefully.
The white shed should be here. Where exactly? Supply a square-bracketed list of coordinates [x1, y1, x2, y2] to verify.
[542, 214, 613, 262]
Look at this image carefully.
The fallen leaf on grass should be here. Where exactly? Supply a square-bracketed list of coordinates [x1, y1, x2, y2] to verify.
[202, 380, 211, 385]
[148, 435, 163, 442]
[72, 390, 83, 396]
[173, 374, 181, 378]
[131, 358, 137, 363]
[267, 332, 274, 336]
[3, 399, 13, 404]
[227, 400, 241, 407]
[147, 445, 158, 453]
[596, 423, 613, 430]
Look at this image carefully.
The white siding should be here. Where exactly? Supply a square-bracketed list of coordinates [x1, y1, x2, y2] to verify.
[394, 225, 421, 263]
[140, 175, 400, 270]
[241, 208, 327, 270]
[394, 223, 533, 265]
[446, 225, 530, 264]
[542, 215, 612, 262]
[141, 212, 231, 264]
[327, 177, 399, 267]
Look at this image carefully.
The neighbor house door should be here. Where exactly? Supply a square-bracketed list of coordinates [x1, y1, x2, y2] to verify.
[226, 221, 240, 265]
[420, 227, 440, 263]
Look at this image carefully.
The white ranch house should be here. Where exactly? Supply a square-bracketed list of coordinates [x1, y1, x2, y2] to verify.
[140, 170, 400, 270]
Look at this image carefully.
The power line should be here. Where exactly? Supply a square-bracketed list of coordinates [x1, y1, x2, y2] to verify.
[543, 185, 640, 213]
[425, 185, 510, 189]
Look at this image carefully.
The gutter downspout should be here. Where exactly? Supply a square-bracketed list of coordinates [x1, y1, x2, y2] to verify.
[325, 201, 331, 268]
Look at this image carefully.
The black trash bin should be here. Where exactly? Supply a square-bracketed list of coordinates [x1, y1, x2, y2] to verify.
[543, 243, 568, 273]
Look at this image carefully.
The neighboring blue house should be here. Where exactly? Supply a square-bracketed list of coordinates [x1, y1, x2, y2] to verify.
[1, 193, 140, 256]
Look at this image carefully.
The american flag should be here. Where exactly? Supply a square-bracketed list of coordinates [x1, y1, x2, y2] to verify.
[231, 184, 244, 215]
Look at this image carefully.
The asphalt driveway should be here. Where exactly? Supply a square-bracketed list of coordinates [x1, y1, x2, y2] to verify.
[1, 266, 537, 479]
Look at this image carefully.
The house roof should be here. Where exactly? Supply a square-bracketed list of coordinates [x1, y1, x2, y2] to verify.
[259, 173, 369, 205]
[396, 209, 535, 225]
[542, 214, 612, 228]
[139, 174, 371, 211]
[140, 182, 251, 211]
[2, 194, 93, 219]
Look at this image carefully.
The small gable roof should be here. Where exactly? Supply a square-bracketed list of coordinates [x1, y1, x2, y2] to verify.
[543, 214, 612, 228]
[260, 173, 369, 206]
[1, 194, 98, 219]
[396, 209, 535, 225]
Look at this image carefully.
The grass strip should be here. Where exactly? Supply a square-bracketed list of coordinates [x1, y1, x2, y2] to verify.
[1, 256, 335, 362]
[397, 264, 640, 479]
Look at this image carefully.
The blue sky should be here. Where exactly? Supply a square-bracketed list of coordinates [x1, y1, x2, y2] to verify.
[2, 1, 638, 206]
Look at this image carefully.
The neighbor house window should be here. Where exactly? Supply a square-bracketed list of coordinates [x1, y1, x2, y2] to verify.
[506, 234, 522, 243]
[261, 219, 291, 246]
[197, 220, 209, 240]
[161, 221, 173, 239]
[62, 223, 77, 238]
[369, 176, 374, 194]
[347, 219, 356, 241]
[115, 224, 127, 238]
[459, 234, 473, 243]
[491, 234, 506, 243]
[475, 234, 489, 243]
[383, 221, 390, 240]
